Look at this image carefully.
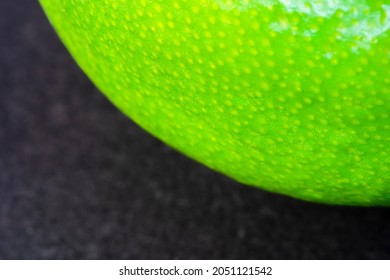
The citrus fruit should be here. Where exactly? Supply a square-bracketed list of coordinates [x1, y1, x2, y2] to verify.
[40, 0, 390, 205]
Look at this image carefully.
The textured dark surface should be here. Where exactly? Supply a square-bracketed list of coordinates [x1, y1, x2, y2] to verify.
[0, 0, 389, 259]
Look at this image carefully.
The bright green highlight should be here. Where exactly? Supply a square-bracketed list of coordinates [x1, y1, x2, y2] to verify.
[40, 0, 390, 205]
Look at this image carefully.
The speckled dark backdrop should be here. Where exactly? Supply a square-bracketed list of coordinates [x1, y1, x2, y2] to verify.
[1, 0, 389, 259]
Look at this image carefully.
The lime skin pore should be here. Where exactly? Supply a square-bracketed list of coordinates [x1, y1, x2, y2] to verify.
[40, 0, 390, 206]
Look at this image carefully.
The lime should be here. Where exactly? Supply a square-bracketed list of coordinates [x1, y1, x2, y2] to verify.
[40, 0, 390, 205]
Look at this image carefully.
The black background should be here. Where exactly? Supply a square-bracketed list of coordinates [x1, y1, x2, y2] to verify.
[1, 0, 389, 259]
